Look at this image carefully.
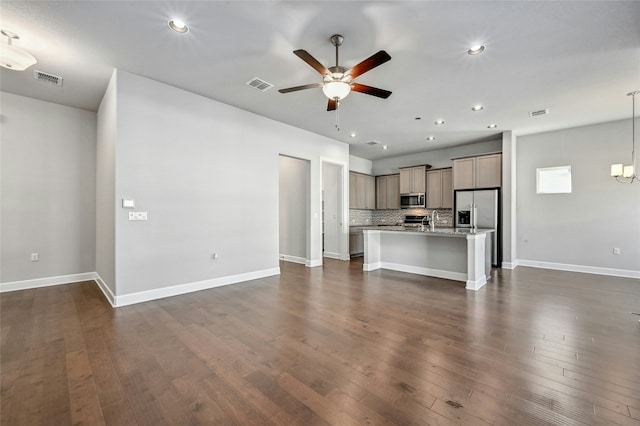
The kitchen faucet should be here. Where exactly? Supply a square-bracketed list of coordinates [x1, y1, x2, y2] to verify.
[430, 210, 439, 231]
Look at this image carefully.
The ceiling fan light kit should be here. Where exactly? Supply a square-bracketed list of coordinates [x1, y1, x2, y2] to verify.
[279, 34, 391, 111]
[0, 29, 37, 71]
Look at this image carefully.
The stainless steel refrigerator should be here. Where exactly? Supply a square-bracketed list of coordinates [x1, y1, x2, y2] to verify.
[455, 189, 500, 266]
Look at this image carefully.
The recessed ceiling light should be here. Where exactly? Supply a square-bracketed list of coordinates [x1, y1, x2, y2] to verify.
[426, 136, 436, 141]
[434, 119, 445, 125]
[168, 19, 189, 33]
[382, 145, 389, 150]
[349, 132, 357, 138]
[467, 44, 485, 55]
[472, 105, 484, 111]
[487, 124, 498, 129]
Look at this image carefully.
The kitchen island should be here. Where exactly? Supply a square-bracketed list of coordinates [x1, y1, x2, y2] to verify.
[363, 227, 494, 290]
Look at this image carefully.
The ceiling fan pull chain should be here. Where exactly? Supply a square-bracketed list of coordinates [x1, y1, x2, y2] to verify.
[335, 100, 340, 131]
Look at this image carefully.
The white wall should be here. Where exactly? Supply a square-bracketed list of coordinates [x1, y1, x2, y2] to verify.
[109, 70, 349, 298]
[1, 92, 96, 284]
[349, 155, 372, 174]
[516, 119, 640, 277]
[372, 139, 502, 175]
[95, 71, 117, 295]
[501, 131, 517, 268]
[279, 155, 309, 262]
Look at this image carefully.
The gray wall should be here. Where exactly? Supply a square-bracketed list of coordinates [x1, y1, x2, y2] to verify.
[95, 72, 117, 294]
[372, 139, 502, 175]
[516, 119, 640, 274]
[279, 155, 310, 261]
[1, 92, 96, 282]
[108, 70, 349, 296]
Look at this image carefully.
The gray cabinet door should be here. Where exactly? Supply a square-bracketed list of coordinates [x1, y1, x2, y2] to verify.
[386, 174, 400, 209]
[426, 170, 442, 208]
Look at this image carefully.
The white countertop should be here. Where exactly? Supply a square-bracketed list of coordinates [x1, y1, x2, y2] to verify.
[361, 226, 494, 238]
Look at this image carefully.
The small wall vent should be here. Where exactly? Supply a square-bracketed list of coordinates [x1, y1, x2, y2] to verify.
[529, 108, 549, 117]
[34, 70, 63, 86]
[246, 77, 273, 92]
[366, 141, 379, 146]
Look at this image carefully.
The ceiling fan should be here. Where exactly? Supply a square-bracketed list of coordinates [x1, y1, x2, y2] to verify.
[279, 34, 392, 111]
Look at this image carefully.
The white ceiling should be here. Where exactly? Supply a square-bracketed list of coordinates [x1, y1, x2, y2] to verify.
[1, 1, 639, 160]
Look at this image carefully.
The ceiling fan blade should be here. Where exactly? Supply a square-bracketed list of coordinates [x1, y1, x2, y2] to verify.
[294, 49, 330, 75]
[346, 50, 391, 79]
[278, 83, 323, 94]
[327, 98, 337, 111]
[350, 83, 392, 99]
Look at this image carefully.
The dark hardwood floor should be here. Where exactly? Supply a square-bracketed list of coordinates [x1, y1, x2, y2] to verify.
[2, 258, 640, 425]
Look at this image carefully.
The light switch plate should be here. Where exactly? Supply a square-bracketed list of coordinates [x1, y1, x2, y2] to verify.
[122, 199, 135, 208]
[128, 211, 148, 221]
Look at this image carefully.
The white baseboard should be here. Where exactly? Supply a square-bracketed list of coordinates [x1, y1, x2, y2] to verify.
[466, 276, 488, 291]
[363, 261, 381, 272]
[501, 260, 519, 269]
[322, 252, 342, 260]
[0, 272, 96, 293]
[280, 254, 307, 265]
[113, 267, 281, 307]
[1, 268, 282, 308]
[93, 272, 116, 307]
[306, 259, 322, 268]
[516, 259, 640, 279]
[365, 261, 468, 283]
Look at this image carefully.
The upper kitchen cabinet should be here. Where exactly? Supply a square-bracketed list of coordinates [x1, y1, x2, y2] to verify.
[426, 168, 453, 209]
[376, 174, 400, 210]
[453, 153, 502, 189]
[349, 172, 376, 210]
[399, 165, 426, 194]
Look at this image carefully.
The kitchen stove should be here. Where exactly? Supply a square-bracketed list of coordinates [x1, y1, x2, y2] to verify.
[403, 215, 427, 227]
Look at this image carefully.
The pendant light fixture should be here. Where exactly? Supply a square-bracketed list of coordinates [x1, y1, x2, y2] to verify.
[611, 90, 639, 183]
[0, 30, 37, 71]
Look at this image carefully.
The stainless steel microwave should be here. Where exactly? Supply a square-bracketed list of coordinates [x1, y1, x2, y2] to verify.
[400, 193, 425, 208]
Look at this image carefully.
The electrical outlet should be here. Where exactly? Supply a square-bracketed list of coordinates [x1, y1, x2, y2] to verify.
[128, 211, 148, 221]
[613, 247, 621, 255]
[31, 252, 39, 262]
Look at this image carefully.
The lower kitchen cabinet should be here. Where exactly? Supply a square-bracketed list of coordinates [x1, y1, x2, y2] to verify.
[349, 231, 364, 257]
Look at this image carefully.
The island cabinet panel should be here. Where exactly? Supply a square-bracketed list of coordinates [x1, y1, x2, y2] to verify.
[453, 153, 502, 189]
[349, 172, 376, 210]
[426, 168, 453, 209]
[399, 166, 426, 194]
[376, 174, 400, 210]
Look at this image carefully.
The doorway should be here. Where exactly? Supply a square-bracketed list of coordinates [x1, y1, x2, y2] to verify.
[322, 162, 344, 259]
[278, 155, 310, 264]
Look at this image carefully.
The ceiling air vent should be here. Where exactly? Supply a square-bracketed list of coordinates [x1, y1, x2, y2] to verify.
[246, 77, 273, 92]
[529, 108, 549, 117]
[366, 141, 379, 146]
[34, 70, 63, 86]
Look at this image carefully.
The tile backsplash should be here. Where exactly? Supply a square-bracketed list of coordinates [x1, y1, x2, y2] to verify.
[350, 208, 453, 227]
